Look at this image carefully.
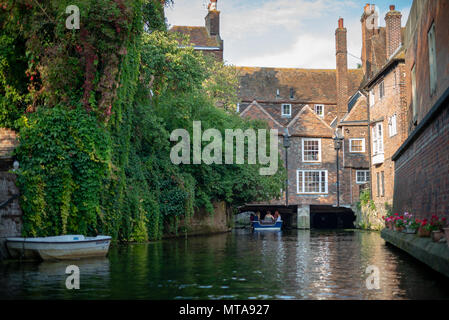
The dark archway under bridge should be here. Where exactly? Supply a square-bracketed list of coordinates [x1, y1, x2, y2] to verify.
[310, 205, 356, 229]
[238, 204, 356, 230]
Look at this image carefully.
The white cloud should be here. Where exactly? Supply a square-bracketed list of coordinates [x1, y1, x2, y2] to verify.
[165, 0, 410, 69]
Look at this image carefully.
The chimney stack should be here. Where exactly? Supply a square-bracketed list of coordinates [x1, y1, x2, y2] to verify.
[385, 4, 402, 58]
[205, 0, 220, 37]
[361, 4, 378, 76]
[336, 18, 349, 122]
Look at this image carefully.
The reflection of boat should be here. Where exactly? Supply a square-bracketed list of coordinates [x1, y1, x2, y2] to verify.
[251, 220, 282, 231]
[6, 235, 111, 261]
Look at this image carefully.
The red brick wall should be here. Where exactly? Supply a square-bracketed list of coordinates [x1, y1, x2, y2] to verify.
[393, 0, 449, 221]
[404, 0, 449, 132]
[393, 101, 449, 220]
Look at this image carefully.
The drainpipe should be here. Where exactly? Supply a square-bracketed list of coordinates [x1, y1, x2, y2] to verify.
[360, 88, 373, 200]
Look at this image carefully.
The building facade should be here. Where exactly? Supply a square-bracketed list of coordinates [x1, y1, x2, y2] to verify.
[392, 0, 449, 220]
[172, 1, 431, 228]
[362, 5, 408, 213]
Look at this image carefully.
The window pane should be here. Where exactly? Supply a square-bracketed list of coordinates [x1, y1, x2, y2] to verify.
[303, 139, 320, 161]
[351, 139, 363, 152]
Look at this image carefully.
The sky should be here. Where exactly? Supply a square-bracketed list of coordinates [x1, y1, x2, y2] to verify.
[165, 0, 412, 69]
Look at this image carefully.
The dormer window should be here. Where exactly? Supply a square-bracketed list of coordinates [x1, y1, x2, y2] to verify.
[276, 89, 280, 98]
[315, 104, 324, 118]
[282, 104, 291, 117]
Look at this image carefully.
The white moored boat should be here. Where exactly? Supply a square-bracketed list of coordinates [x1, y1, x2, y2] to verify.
[6, 235, 111, 261]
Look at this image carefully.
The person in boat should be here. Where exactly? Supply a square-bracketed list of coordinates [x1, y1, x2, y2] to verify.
[264, 211, 274, 223]
[254, 211, 260, 221]
[274, 211, 282, 222]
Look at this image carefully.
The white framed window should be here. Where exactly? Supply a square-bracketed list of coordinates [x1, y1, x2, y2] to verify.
[379, 80, 385, 99]
[388, 114, 397, 137]
[297, 170, 328, 194]
[356, 170, 370, 184]
[302, 138, 321, 162]
[281, 103, 292, 117]
[350, 138, 365, 153]
[281, 104, 291, 117]
[315, 104, 324, 118]
[369, 89, 375, 107]
[428, 22, 437, 95]
[372, 122, 384, 155]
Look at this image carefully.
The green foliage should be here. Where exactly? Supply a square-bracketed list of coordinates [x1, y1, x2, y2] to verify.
[359, 188, 376, 211]
[15, 106, 110, 236]
[3, 0, 285, 241]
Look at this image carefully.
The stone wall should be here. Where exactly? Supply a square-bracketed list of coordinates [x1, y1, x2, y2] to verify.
[165, 201, 232, 238]
[0, 173, 22, 260]
[0, 128, 21, 260]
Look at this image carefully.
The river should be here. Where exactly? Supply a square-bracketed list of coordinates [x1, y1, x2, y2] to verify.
[1, 229, 449, 299]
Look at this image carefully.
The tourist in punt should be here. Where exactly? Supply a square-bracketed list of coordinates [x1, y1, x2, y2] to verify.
[274, 211, 281, 222]
[264, 211, 274, 222]
[255, 211, 260, 221]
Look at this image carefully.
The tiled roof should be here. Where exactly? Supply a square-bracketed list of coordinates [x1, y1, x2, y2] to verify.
[169, 26, 221, 48]
[237, 67, 364, 104]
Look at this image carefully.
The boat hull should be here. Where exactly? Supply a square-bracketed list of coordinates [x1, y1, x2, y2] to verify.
[6, 235, 111, 261]
[251, 221, 282, 231]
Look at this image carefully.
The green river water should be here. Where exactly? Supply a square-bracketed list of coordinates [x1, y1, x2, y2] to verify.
[1, 229, 449, 299]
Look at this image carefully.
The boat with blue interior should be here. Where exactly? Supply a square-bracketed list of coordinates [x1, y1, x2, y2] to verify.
[251, 220, 283, 231]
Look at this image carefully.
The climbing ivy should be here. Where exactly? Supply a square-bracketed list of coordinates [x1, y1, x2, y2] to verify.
[4, 0, 285, 241]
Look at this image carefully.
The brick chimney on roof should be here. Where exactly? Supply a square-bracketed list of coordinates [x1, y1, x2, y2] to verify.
[336, 17, 349, 122]
[385, 4, 402, 58]
[361, 4, 378, 76]
[205, 0, 220, 37]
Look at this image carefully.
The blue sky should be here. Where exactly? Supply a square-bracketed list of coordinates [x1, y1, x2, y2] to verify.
[165, 0, 412, 69]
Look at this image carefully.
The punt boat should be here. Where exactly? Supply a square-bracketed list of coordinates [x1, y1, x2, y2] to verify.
[6, 235, 111, 261]
[251, 220, 282, 231]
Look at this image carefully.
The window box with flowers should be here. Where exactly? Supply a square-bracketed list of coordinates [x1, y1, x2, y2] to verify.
[416, 215, 447, 239]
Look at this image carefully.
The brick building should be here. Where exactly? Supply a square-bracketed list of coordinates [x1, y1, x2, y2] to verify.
[169, 0, 224, 61]
[171, 2, 428, 228]
[392, 0, 449, 220]
[361, 5, 408, 213]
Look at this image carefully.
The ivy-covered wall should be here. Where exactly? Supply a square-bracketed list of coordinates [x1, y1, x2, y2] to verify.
[0, 0, 285, 241]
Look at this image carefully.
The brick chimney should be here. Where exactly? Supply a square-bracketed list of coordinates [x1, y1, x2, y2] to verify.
[385, 5, 402, 58]
[360, 4, 378, 77]
[336, 18, 349, 122]
[205, 0, 220, 37]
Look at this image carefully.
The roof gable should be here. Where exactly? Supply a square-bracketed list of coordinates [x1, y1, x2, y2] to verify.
[341, 95, 368, 123]
[240, 101, 283, 130]
[287, 105, 334, 137]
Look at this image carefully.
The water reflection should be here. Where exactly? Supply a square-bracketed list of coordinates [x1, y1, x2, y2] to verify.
[1, 230, 449, 300]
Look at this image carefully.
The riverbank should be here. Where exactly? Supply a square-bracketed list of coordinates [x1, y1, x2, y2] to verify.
[381, 229, 449, 278]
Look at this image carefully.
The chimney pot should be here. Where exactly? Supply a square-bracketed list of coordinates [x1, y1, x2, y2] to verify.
[338, 18, 344, 28]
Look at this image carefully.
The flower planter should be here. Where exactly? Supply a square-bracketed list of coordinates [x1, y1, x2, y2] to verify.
[431, 230, 445, 243]
[417, 227, 431, 237]
[444, 228, 449, 248]
[404, 227, 417, 234]
[394, 226, 404, 232]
